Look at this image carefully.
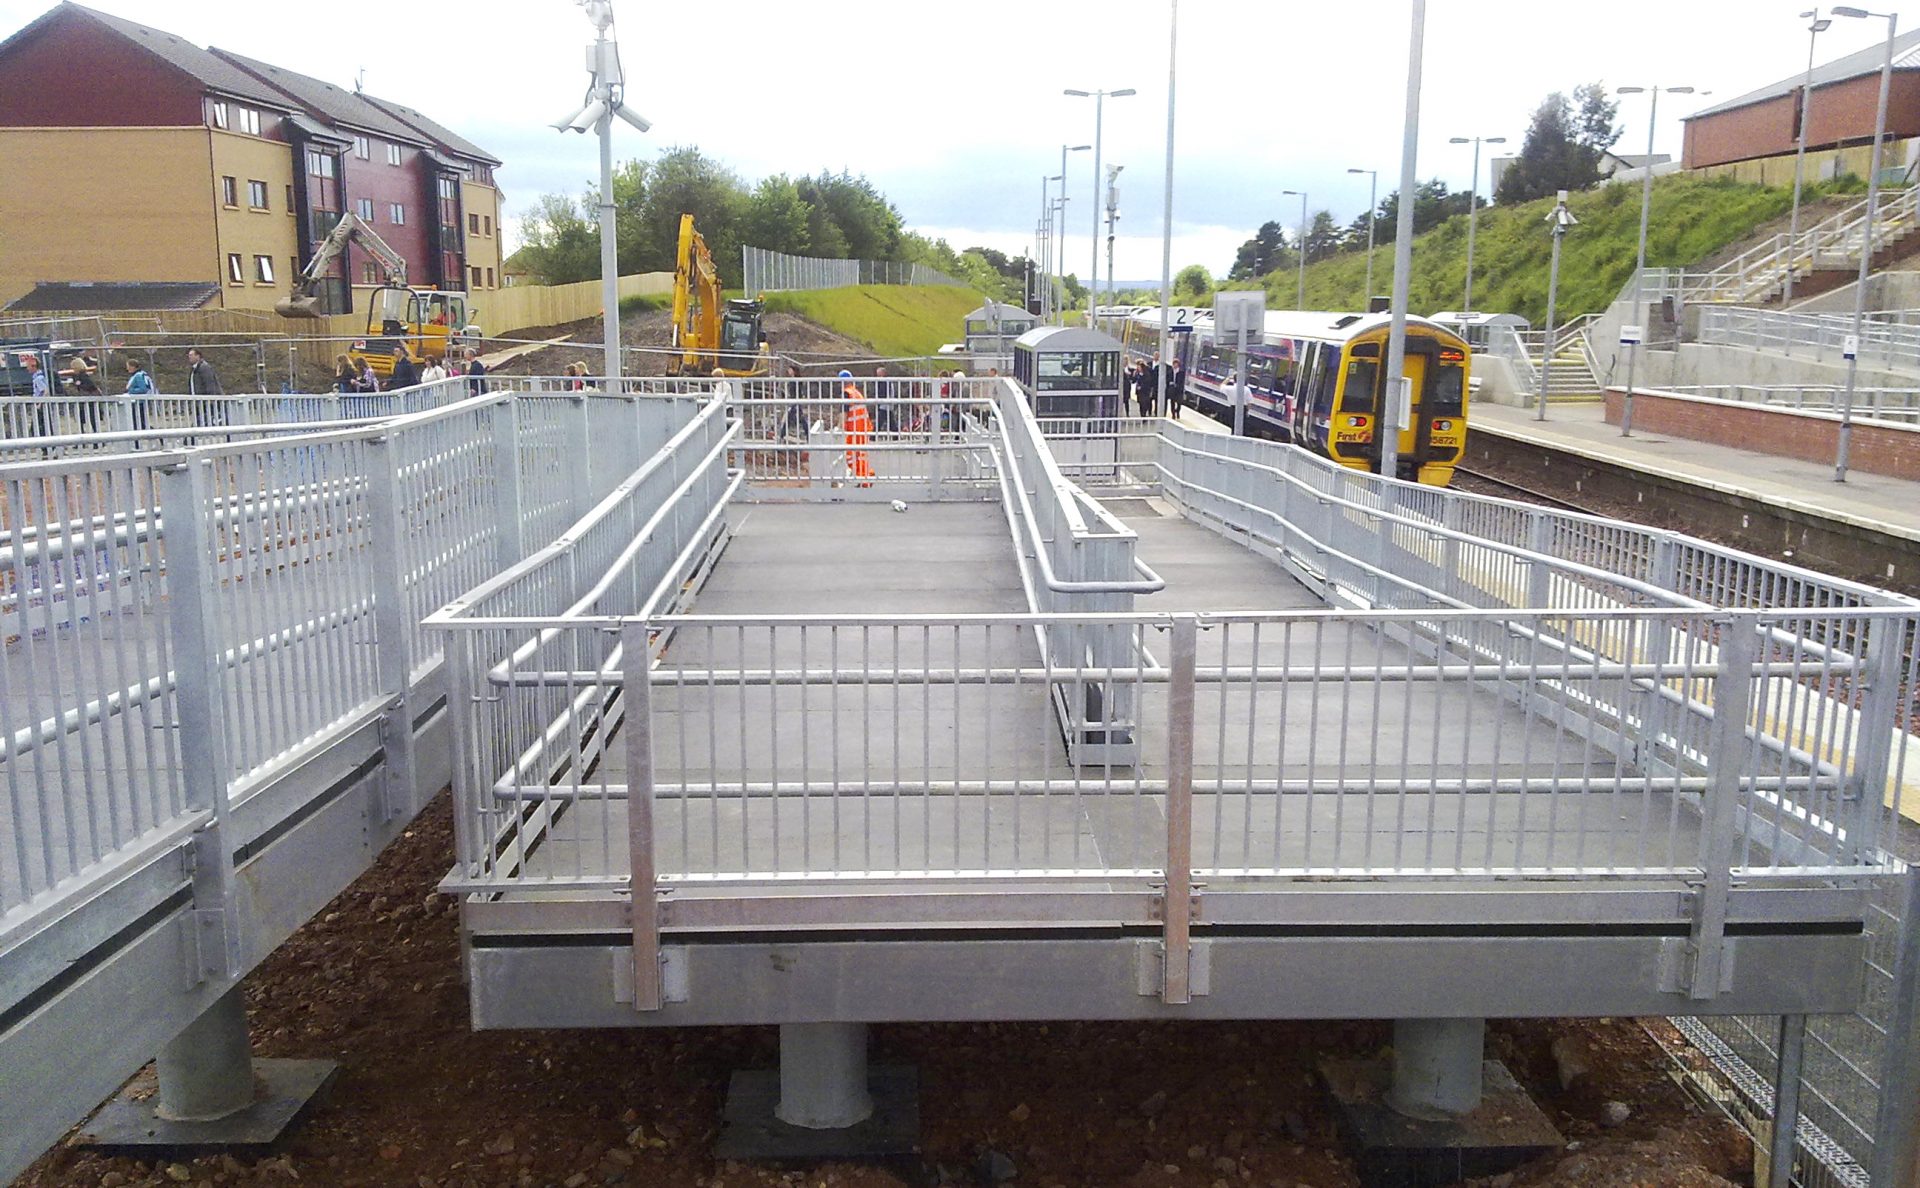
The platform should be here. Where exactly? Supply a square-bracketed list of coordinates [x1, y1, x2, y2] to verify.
[1472, 402, 1920, 543]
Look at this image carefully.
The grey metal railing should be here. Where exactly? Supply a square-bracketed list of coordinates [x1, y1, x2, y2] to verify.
[742, 244, 963, 293]
[1697, 304, 1920, 372]
[1659, 383, 1920, 426]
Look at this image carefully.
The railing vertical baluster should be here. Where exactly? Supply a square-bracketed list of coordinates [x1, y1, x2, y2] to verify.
[1161, 614, 1197, 1005]
[365, 433, 419, 821]
[622, 618, 662, 1011]
[491, 395, 523, 568]
[1689, 611, 1758, 1000]
[158, 458, 244, 982]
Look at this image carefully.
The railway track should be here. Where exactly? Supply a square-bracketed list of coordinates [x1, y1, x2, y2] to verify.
[1451, 464, 1591, 513]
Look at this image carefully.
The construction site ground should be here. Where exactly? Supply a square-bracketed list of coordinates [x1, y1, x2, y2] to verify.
[16, 793, 1760, 1188]
[491, 307, 885, 380]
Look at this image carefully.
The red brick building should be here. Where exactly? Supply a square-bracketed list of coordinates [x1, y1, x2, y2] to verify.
[1683, 29, 1920, 172]
[0, 2, 504, 313]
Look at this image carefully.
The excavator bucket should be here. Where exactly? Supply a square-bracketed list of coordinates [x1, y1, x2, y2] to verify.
[273, 294, 324, 319]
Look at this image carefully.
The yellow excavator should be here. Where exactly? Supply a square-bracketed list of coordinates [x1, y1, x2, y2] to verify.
[668, 213, 769, 377]
[275, 211, 477, 380]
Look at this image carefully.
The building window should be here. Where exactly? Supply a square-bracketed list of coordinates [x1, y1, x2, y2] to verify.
[285, 184, 295, 211]
[237, 107, 260, 135]
[356, 197, 374, 220]
[468, 212, 479, 234]
[364, 262, 379, 284]
[227, 253, 245, 284]
[306, 150, 335, 179]
[353, 135, 370, 159]
[387, 143, 403, 166]
[221, 175, 238, 207]
[247, 179, 268, 209]
[483, 215, 492, 236]
[486, 267, 495, 288]
[211, 101, 229, 129]
[470, 265, 481, 289]
[254, 255, 275, 284]
[390, 203, 406, 225]
[291, 255, 302, 281]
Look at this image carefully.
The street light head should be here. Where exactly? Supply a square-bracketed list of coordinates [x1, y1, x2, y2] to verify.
[1617, 85, 1646, 94]
[1347, 167, 1371, 174]
[1111, 88, 1137, 97]
[1449, 137, 1471, 144]
[1833, 5, 1870, 16]
[1813, 17, 1833, 29]
[1486, 136, 1508, 144]
[1669, 86, 1697, 94]
[1064, 88, 1091, 97]
[1068, 144, 1091, 152]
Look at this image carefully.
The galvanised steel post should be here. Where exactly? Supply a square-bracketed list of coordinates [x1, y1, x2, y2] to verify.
[1766, 1014, 1806, 1188]
[366, 433, 420, 819]
[1834, 6, 1897, 482]
[1381, 0, 1425, 482]
[1867, 866, 1920, 1188]
[1068, 88, 1137, 325]
[1783, 10, 1832, 305]
[1536, 190, 1576, 421]
[1157, 0, 1177, 413]
[594, 35, 622, 389]
[1281, 189, 1309, 309]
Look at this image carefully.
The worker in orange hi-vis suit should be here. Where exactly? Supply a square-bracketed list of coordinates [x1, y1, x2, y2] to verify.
[839, 369, 874, 488]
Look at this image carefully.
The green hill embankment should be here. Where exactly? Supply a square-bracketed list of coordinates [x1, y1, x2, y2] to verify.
[1235, 174, 1865, 322]
[762, 285, 984, 358]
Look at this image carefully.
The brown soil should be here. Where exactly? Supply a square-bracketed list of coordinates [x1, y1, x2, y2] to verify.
[490, 309, 878, 382]
[17, 793, 1757, 1188]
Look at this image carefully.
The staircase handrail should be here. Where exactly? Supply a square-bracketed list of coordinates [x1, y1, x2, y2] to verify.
[1482, 322, 1537, 388]
[1684, 185, 1920, 304]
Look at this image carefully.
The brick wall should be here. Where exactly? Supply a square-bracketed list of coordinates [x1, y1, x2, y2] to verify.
[1602, 388, 1920, 480]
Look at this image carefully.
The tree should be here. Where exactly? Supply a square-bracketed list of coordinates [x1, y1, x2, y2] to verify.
[516, 191, 600, 285]
[1228, 221, 1288, 281]
[798, 171, 904, 262]
[1496, 83, 1622, 204]
[636, 146, 746, 284]
[1303, 210, 1342, 264]
[1173, 264, 1214, 302]
[739, 174, 813, 258]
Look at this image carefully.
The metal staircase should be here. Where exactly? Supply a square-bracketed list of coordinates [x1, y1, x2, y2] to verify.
[1681, 185, 1920, 305]
[1484, 318, 1604, 401]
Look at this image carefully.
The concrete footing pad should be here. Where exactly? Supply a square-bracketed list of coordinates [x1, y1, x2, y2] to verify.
[76, 1059, 339, 1156]
[714, 1066, 918, 1162]
[1321, 1058, 1562, 1187]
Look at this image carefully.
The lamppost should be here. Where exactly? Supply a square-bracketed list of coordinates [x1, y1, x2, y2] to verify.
[1448, 135, 1506, 313]
[1833, 5, 1897, 483]
[551, 0, 650, 387]
[1040, 174, 1062, 320]
[1784, 9, 1833, 304]
[1536, 190, 1578, 421]
[1066, 88, 1135, 323]
[1614, 83, 1698, 437]
[1379, 0, 1426, 485]
[1346, 167, 1378, 302]
[1057, 144, 1090, 321]
[1106, 164, 1124, 315]
[1157, 0, 1179, 415]
[1281, 188, 1308, 308]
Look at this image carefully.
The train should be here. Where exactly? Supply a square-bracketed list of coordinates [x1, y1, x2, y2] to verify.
[1106, 306, 1470, 487]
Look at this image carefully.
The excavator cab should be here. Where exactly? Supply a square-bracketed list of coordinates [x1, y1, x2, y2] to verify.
[355, 286, 473, 378]
[718, 297, 768, 373]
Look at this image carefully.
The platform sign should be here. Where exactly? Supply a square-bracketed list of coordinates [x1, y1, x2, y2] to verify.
[1619, 324, 1643, 347]
[1213, 291, 1266, 336]
[1844, 334, 1859, 361]
[1392, 376, 1414, 432]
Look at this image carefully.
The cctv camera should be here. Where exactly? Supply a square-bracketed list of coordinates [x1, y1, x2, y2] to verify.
[613, 103, 651, 133]
[567, 98, 609, 132]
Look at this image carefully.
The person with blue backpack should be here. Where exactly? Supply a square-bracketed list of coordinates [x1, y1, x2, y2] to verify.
[122, 356, 153, 432]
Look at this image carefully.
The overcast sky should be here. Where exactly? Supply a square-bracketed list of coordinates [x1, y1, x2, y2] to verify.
[11, 0, 1920, 279]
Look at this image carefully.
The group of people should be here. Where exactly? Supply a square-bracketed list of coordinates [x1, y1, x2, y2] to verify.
[331, 347, 489, 397]
[1122, 354, 1186, 421]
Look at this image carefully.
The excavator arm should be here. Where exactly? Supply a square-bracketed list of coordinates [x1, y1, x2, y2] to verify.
[275, 212, 409, 318]
[669, 213, 725, 374]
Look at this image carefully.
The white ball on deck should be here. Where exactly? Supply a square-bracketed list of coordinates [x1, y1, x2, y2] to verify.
[891, 500, 909, 513]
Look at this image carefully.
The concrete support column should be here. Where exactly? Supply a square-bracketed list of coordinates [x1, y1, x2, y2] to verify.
[155, 988, 256, 1122]
[1388, 1018, 1485, 1120]
[775, 1023, 873, 1131]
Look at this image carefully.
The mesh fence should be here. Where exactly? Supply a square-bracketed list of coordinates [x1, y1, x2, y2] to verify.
[742, 244, 963, 293]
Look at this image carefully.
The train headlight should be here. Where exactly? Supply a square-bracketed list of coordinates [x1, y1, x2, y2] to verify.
[1433, 419, 1453, 432]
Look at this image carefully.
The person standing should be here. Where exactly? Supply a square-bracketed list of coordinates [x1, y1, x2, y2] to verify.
[20, 352, 51, 437]
[839, 369, 873, 488]
[420, 355, 447, 387]
[333, 354, 356, 393]
[186, 347, 223, 427]
[710, 366, 733, 404]
[389, 349, 421, 392]
[1169, 355, 1187, 423]
[1140, 353, 1160, 419]
[123, 356, 153, 433]
[64, 352, 105, 431]
[464, 347, 489, 397]
[871, 364, 896, 434]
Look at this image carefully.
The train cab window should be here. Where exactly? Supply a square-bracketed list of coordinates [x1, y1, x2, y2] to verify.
[1036, 350, 1118, 392]
[1342, 358, 1378, 414]
[1430, 361, 1466, 414]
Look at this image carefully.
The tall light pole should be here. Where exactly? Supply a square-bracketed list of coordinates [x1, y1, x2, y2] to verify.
[551, 0, 650, 387]
[1536, 190, 1579, 421]
[1347, 167, 1378, 302]
[1040, 174, 1062, 320]
[1066, 88, 1135, 323]
[1106, 164, 1124, 313]
[1785, 9, 1833, 305]
[1281, 189, 1308, 308]
[1379, 0, 1425, 485]
[1833, 5, 1897, 483]
[1615, 83, 1697, 437]
[1157, 0, 1178, 414]
[1448, 135, 1506, 313]
[1058, 144, 1090, 321]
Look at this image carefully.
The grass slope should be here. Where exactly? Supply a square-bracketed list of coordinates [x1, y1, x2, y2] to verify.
[1235, 174, 1864, 323]
[763, 285, 984, 358]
